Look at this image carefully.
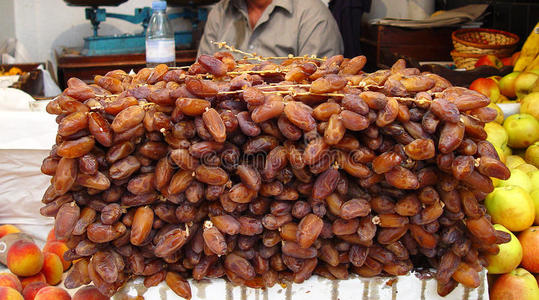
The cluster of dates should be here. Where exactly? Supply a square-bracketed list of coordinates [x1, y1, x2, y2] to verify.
[40, 51, 512, 298]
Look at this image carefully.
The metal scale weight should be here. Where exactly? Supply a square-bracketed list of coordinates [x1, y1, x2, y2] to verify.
[64, 0, 218, 56]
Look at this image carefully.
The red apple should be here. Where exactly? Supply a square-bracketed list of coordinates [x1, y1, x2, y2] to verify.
[502, 56, 514, 66]
[490, 268, 539, 300]
[475, 54, 504, 69]
[469, 77, 501, 102]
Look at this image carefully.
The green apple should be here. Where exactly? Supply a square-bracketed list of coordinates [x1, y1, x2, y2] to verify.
[499, 71, 521, 99]
[486, 185, 535, 231]
[515, 71, 539, 99]
[506, 155, 526, 169]
[531, 190, 539, 225]
[515, 163, 539, 174]
[501, 143, 512, 158]
[530, 171, 539, 191]
[498, 168, 533, 192]
[488, 102, 505, 124]
[525, 141, 539, 168]
[485, 122, 509, 148]
[486, 224, 523, 274]
[490, 268, 539, 300]
[520, 92, 539, 120]
[503, 114, 539, 149]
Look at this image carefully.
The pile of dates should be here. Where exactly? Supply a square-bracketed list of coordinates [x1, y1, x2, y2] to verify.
[40, 52, 511, 298]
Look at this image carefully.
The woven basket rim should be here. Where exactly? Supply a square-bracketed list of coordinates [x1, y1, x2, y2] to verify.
[450, 50, 485, 58]
[452, 28, 520, 50]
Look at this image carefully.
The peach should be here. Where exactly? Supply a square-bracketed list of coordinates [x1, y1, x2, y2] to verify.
[490, 268, 539, 300]
[0, 273, 22, 292]
[0, 286, 23, 300]
[19, 273, 46, 290]
[0, 225, 21, 239]
[518, 226, 539, 273]
[34, 287, 71, 300]
[41, 253, 63, 286]
[46, 229, 56, 242]
[22, 282, 48, 300]
[7, 241, 43, 277]
[72, 286, 108, 300]
[42, 242, 70, 271]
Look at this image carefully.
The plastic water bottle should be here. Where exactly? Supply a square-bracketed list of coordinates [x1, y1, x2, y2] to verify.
[146, 1, 175, 67]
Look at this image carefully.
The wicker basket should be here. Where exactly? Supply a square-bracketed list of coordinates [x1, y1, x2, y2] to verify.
[452, 28, 519, 58]
[450, 50, 486, 70]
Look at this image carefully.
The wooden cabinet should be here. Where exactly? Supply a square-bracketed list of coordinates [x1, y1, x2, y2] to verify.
[56, 50, 197, 89]
[360, 24, 456, 70]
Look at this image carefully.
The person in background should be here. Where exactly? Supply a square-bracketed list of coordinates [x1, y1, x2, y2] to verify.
[197, 0, 344, 59]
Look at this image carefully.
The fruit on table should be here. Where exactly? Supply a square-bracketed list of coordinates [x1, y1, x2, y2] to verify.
[0, 273, 22, 292]
[530, 170, 539, 191]
[505, 155, 526, 169]
[503, 114, 539, 148]
[499, 71, 521, 99]
[486, 185, 535, 231]
[515, 163, 539, 174]
[22, 282, 48, 300]
[520, 92, 539, 120]
[518, 226, 539, 273]
[0, 286, 23, 300]
[475, 54, 504, 69]
[515, 72, 539, 99]
[19, 272, 46, 290]
[39, 56, 512, 297]
[7, 241, 44, 277]
[531, 190, 539, 225]
[486, 224, 523, 274]
[469, 77, 501, 102]
[525, 141, 539, 168]
[514, 21, 539, 72]
[42, 241, 70, 271]
[487, 102, 505, 124]
[501, 56, 513, 66]
[41, 253, 63, 286]
[485, 122, 509, 148]
[490, 268, 539, 300]
[497, 168, 533, 192]
[0, 225, 21, 239]
[34, 286, 71, 300]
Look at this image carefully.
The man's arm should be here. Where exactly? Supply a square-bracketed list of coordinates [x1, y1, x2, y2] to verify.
[297, 1, 344, 58]
[197, 3, 223, 57]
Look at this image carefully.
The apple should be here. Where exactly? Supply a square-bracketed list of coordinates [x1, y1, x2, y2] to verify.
[501, 143, 512, 158]
[499, 71, 521, 99]
[506, 155, 526, 169]
[515, 72, 539, 99]
[498, 168, 533, 192]
[501, 56, 514, 66]
[530, 170, 539, 191]
[525, 141, 539, 168]
[490, 268, 539, 300]
[486, 224, 522, 274]
[518, 226, 539, 273]
[485, 122, 508, 148]
[475, 54, 503, 69]
[531, 190, 539, 225]
[520, 92, 539, 120]
[515, 163, 539, 174]
[512, 51, 521, 65]
[488, 102, 505, 124]
[503, 114, 539, 148]
[485, 185, 535, 231]
[469, 78, 501, 103]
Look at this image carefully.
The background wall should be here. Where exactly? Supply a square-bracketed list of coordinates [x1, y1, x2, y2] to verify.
[2, 0, 191, 64]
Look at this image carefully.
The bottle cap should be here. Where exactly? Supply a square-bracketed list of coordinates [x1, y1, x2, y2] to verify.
[152, 1, 167, 10]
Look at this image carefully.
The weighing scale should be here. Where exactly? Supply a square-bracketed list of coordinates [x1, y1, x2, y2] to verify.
[64, 0, 219, 56]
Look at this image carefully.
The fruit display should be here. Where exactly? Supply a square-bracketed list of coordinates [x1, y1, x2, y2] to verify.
[37, 49, 512, 298]
[0, 225, 109, 299]
[469, 23, 539, 104]
[478, 91, 539, 298]
[0, 67, 23, 77]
